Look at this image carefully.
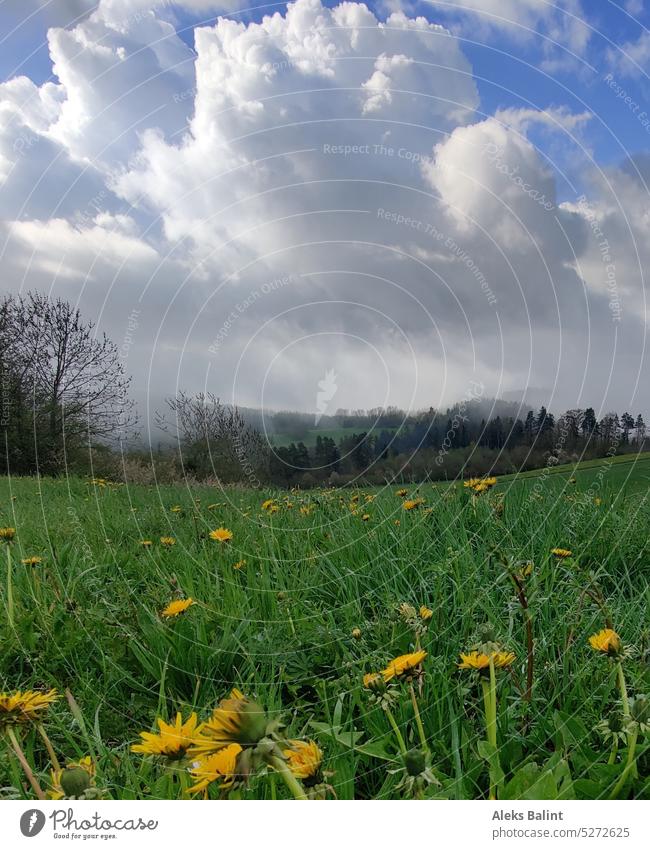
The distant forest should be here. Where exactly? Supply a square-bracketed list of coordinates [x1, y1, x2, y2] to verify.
[260, 402, 644, 486]
[1, 292, 645, 487]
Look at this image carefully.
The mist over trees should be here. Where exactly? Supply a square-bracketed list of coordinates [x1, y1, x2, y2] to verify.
[0, 294, 646, 486]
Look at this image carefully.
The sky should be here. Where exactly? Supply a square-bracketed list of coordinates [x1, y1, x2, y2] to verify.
[1, 0, 650, 431]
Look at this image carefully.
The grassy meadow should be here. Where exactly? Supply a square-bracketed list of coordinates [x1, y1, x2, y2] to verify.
[0, 455, 649, 800]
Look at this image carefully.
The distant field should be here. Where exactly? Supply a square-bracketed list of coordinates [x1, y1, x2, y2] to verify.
[0, 457, 648, 801]
[492, 451, 650, 497]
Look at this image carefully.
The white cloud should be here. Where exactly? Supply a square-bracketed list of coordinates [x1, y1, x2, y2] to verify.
[0, 0, 647, 417]
[429, 0, 591, 57]
[607, 30, 650, 77]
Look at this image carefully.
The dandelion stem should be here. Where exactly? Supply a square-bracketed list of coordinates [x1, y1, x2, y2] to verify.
[616, 662, 630, 718]
[409, 682, 429, 755]
[609, 729, 638, 799]
[268, 755, 307, 800]
[5, 726, 46, 800]
[480, 659, 500, 801]
[6, 545, 14, 632]
[37, 723, 61, 772]
[607, 738, 619, 765]
[488, 659, 498, 750]
[615, 662, 637, 781]
[384, 706, 408, 755]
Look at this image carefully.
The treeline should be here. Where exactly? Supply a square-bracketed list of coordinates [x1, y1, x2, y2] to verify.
[1, 293, 646, 486]
[267, 404, 645, 486]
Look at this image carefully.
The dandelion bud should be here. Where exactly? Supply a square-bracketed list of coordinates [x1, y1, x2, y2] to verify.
[363, 672, 385, 693]
[404, 749, 426, 777]
[399, 602, 417, 619]
[477, 623, 498, 644]
[60, 766, 91, 797]
[238, 701, 268, 744]
[352, 628, 362, 640]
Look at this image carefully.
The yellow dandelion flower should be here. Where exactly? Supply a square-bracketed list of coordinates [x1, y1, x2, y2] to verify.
[261, 499, 276, 512]
[458, 650, 515, 670]
[161, 598, 195, 618]
[21, 556, 43, 566]
[419, 606, 433, 622]
[209, 527, 233, 543]
[283, 740, 323, 781]
[588, 628, 622, 656]
[170, 505, 183, 514]
[189, 689, 266, 757]
[139, 540, 153, 548]
[551, 547, 572, 558]
[187, 744, 242, 796]
[362, 513, 371, 521]
[382, 650, 427, 682]
[233, 559, 246, 571]
[160, 536, 176, 547]
[403, 498, 424, 511]
[396, 488, 408, 497]
[0, 527, 16, 541]
[0, 689, 59, 725]
[299, 505, 313, 516]
[132, 712, 199, 759]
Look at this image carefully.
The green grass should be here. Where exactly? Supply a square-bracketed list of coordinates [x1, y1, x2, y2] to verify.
[494, 450, 650, 494]
[0, 463, 648, 800]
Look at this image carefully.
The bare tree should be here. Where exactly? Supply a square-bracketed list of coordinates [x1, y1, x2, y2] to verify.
[157, 392, 269, 484]
[1, 292, 136, 473]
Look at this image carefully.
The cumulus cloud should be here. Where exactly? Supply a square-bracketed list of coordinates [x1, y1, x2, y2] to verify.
[0, 0, 647, 420]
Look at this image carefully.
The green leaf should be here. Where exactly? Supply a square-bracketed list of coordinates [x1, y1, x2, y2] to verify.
[554, 710, 589, 751]
[478, 741, 505, 787]
[309, 721, 394, 761]
[574, 778, 608, 800]
[501, 757, 575, 801]
[502, 763, 556, 800]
